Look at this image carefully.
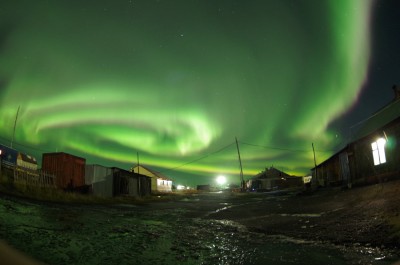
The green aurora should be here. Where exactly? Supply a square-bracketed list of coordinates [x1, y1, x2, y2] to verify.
[0, 0, 376, 186]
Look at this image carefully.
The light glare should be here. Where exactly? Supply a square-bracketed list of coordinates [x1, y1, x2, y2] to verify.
[216, 175, 226, 185]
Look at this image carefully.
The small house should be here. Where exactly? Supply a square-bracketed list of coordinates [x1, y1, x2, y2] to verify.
[131, 165, 173, 193]
[313, 85, 400, 187]
[248, 166, 303, 191]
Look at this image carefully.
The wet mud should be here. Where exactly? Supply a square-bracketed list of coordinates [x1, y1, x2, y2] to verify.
[0, 187, 399, 265]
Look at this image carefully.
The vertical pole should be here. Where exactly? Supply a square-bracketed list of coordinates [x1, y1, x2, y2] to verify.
[235, 137, 244, 191]
[312, 143, 318, 186]
[0, 149, 2, 179]
[137, 152, 141, 195]
[137, 152, 140, 174]
[11, 106, 20, 148]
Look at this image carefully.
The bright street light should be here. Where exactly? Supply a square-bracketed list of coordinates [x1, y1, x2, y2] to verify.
[216, 175, 226, 185]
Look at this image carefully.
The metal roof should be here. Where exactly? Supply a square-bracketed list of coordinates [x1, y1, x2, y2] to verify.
[132, 165, 172, 180]
[351, 98, 400, 142]
[19, 152, 37, 164]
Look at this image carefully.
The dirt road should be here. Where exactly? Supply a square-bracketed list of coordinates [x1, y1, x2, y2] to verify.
[1, 182, 400, 265]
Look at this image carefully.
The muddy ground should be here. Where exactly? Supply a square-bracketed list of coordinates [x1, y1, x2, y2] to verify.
[209, 181, 400, 248]
[1, 180, 400, 265]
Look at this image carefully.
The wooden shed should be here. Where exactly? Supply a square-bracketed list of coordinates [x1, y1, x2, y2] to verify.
[112, 167, 151, 197]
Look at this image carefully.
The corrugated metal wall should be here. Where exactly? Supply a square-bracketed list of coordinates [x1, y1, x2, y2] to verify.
[112, 167, 151, 197]
[128, 177, 139, 197]
[139, 175, 151, 196]
[42, 153, 86, 190]
[85, 164, 113, 197]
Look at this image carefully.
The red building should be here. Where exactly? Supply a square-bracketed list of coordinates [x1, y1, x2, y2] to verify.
[42, 152, 86, 190]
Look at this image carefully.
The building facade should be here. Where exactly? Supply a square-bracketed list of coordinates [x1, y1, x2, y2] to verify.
[131, 165, 172, 193]
[85, 164, 151, 197]
[248, 166, 303, 191]
[313, 87, 400, 187]
[42, 152, 86, 190]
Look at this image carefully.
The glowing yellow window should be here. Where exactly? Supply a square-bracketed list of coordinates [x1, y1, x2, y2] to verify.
[371, 138, 386, 166]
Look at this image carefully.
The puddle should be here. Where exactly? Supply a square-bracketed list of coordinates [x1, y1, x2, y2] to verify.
[280, 213, 323, 217]
[180, 198, 200, 202]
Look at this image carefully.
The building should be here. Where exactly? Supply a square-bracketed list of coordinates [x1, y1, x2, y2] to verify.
[0, 144, 39, 185]
[112, 167, 151, 197]
[17, 153, 38, 171]
[131, 165, 173, 193]
[247, 166, 303, 191]
[197, 184, 211, 192]
[42, 152, 86, 190]
[85, 164, 114, 197]
[0, 144, 37, 170]
[313, 85, 400, 187]
[85, 165, 151, 197]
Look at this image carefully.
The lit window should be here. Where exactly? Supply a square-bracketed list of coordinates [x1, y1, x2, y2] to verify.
[371, 138, 386, 165]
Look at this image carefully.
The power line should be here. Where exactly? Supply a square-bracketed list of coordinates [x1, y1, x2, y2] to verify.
[161, 142, 236, 173]
[0, 136, 50, 153]
[238, 141, 335, 153]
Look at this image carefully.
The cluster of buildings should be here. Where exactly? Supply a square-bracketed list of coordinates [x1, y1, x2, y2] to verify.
[0, 146, 173, 197]
[245, 86, 400, 192]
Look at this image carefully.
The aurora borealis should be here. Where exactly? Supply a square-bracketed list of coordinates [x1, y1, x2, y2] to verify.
[0, 0, 399, 186]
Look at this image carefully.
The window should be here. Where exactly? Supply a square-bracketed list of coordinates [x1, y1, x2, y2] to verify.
[371, 138, 386, 165]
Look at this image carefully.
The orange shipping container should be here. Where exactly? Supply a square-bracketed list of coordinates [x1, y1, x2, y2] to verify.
[42, 152, 86, 189]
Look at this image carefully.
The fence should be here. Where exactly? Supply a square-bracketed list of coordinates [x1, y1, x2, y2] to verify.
[0, 163, 56, 188]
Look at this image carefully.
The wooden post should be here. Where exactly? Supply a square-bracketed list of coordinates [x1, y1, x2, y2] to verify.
[312, 143, 318, 186]
[11, 106, 20, 148]
[137, 152, 140, 174]
[0, 149, 2, 179]
[235, 137, 245, 191]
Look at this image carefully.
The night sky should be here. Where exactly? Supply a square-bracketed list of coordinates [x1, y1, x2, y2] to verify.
[0, 0, 399, 187]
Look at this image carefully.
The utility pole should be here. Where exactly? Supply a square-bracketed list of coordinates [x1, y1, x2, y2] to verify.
[235, 137, 245, 191]
[11, 106, 20, 148]
[137, 151, 141, 195]
[0, 149, 2, 177]
[312, 143, 318, 187]
[137, 152, 140, 174]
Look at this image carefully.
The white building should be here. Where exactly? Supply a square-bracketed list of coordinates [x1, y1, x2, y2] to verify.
[131, 165, 173, 193]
